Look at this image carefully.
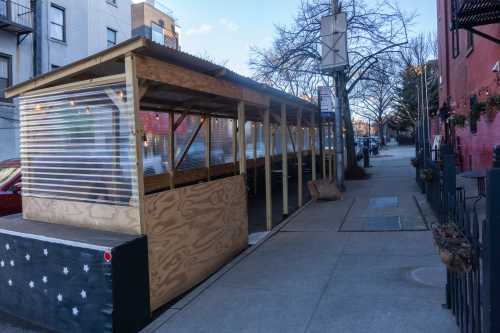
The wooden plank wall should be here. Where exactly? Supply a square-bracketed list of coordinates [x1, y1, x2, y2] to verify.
[144, 175, 248, 311]
[22, 197, 142, 235]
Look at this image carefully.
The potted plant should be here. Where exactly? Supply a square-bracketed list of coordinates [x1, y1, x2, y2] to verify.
[420, 168, 433, 182]
[452, 114, 467, 128]
[432, 223, 472, 273]
[411, 158, 419, 168]
[485, 95, 500, 123]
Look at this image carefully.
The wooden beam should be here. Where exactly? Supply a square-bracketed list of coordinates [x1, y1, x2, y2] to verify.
[168, 112, 175, 190]
[311, 112, 317, 181]
[329, 122, 334, 181]
[232, 119, 238, 175]
[281, 103, 289, 216]
[238, 102, 247, 177]
[252, 122, 257, 195]
[6, 38, 146, 98]
[205, 115, 211, 181]
[175, 118, 205, 170]
[264, 107, 272, 231]
[297, 109, 303, 208]
[135, 55, 268, 107]
[125, 53, 146, 234]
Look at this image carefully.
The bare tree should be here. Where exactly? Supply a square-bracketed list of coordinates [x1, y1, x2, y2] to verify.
[250, 0, 413, 173]
[352, 58, 398, 145]
[392, 33, 439, 134]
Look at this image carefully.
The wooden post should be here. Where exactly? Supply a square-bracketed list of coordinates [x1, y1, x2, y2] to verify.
[252, 122, 257, 194]
[322, 124, 327, 179]
[168, 111, 175, 190]
[297, 109, 303, 207]
[205, 115, 211, 181]
[329, 122, 334, 181]
[281, 103, 289, 216]
[232, 118, 237, 175]
[311, 111, 317, 181]
[238, 102, 246, 177]
[125, 54, 145, 234]
[264, 106, 272, 231]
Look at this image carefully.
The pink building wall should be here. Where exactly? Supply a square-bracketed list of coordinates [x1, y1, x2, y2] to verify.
[436, 0, 500, 171]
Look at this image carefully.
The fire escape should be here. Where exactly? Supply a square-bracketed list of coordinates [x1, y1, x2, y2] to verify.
[452, 0, 500, 44]
[0, 0, 33, 44]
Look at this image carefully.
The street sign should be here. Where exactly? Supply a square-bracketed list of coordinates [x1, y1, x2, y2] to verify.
[320, 13, 348, 73]
[319, 86, 334, 114]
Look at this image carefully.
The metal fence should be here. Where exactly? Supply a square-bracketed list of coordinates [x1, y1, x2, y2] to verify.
[419, 145, 500, 333]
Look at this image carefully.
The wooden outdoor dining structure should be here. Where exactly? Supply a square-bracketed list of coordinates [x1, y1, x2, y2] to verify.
[4, 37, 333, 316]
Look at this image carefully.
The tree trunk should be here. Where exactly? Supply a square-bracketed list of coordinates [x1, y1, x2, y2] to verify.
[378, 122, 385, 146]
[341, 77, 358, 172]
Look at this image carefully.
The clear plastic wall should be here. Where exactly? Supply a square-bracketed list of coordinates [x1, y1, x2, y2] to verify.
[19, 82, 139, 207]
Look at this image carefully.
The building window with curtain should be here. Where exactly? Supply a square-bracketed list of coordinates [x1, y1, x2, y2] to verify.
[0, 55, 12, 102]
[50, 4, 66, 42]
[107, 28, 117, 47]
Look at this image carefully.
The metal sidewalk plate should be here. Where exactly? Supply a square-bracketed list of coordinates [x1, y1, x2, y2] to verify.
[368, 196, 399, 209]
[364, 216, 402, 231]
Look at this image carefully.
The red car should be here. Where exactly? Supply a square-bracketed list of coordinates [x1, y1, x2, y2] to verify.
[0, 159, 22, 217]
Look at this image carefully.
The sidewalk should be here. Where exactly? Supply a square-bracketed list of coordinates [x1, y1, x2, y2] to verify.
[143, 145, 458, 333]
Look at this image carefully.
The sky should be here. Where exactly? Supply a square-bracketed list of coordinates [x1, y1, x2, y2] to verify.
[145, 0, 438, 77]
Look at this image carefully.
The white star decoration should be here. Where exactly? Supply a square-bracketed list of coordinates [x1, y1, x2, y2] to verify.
[83, 264, 89, 273]
[57, 294, 63, 302]
[7, 279, 12, 286]
[43, 249, 48, 256]
[0, 261, 4, 267]
[72, 307, 79, 316]
[28, 281, 34, 288]
[9, 260, 14, 267]
[25, 254, 30, 261]
[42, 276, 48, 284]
[80, 290, 87, 299]
[63, 267, 69, 275]
[5, 244, 9, 250]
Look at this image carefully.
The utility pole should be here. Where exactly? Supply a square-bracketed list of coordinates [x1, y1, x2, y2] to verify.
[332, 0, 345, 189]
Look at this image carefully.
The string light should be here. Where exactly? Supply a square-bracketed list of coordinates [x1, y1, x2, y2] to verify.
[35, 104, 42, 112]
[70, 101, 75, 106]
[155, 113, 160, 121]
[85, 107, 91, 114]
[143, 134, 149, 148]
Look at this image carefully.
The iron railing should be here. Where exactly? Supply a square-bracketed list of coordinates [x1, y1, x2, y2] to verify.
[0, 0, 33, 29]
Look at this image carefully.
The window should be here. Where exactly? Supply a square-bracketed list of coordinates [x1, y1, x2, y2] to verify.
[452, 28, 460, 58]
[50, 4, 66, 42]
[467, 31, 474, 53]
[0, 55, 12, 102]
[151, 22, 164, 45]
[107, 28, 117, 47]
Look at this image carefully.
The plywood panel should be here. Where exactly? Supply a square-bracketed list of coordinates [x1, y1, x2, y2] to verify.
[22, 197, 142, 235]
[145, 175, 248, 310]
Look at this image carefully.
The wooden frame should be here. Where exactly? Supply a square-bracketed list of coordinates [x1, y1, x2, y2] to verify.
[7, 38, 320, 312]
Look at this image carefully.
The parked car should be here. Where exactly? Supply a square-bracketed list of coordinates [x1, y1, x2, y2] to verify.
[0, 159, 22, 217]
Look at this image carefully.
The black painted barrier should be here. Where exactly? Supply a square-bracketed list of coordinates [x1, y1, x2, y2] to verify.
[0, 216, 150, 333]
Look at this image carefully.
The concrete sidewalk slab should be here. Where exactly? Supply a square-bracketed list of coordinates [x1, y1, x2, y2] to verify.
[145, 145, 458, 333]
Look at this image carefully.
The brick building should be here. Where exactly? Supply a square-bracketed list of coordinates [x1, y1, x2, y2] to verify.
[435, 0, 500, 171]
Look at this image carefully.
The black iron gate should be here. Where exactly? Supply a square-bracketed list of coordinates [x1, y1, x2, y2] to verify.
[425, 146, 500, 333]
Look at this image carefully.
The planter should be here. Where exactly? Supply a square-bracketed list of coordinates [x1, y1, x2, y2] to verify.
[485, 95, 500, 123]
[411, 158, 419, 168]
[432, 224, 472, 273]
[420, 169, 433, 182]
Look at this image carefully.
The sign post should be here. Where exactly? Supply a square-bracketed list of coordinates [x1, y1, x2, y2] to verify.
[321, 1, 348, 189]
